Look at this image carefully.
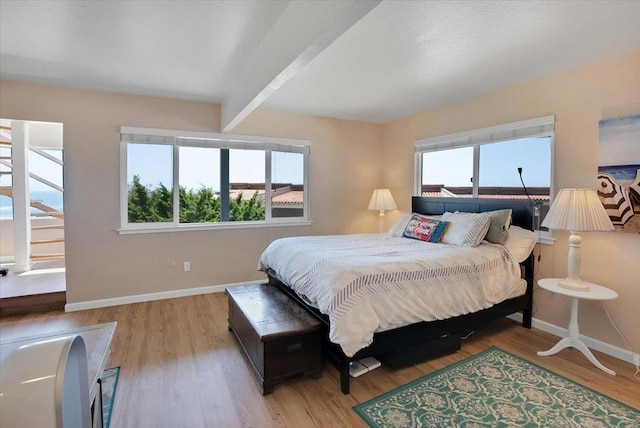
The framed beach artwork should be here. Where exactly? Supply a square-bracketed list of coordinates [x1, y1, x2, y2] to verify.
[597, 114, 640, 233]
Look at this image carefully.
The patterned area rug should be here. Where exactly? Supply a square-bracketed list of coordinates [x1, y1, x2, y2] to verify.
[101, 366, 120, 428]
[354, 347, 639, 427]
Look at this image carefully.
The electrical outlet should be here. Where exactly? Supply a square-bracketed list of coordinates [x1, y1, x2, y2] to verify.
[633, 353, 640, 367]
[183, 261, 191, 272]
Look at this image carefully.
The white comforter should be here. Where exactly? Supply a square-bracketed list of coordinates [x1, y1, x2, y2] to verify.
[258, 234, 525, 357]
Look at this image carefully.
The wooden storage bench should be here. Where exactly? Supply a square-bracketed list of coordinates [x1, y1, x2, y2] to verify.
[227, 284, 322, 394]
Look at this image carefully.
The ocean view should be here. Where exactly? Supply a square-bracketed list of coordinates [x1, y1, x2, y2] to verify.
[598, 164, 640, 181]
[0, 190, 64, 219]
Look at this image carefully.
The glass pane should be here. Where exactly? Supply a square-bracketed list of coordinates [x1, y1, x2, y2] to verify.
[228, 149, 265, 221]
[179, 146, 220, 223]
[42, 149, 63, 161]
[480, 137, 551, 230]
[29, 150, 63, 189]
[127, 143, 173, 223]
[29, 178, 63, 216]
[0, 156, 12, 190]
[422, 147, 474, 196]
[479, 137, 551, 199]
[272, 152, 304, 218]
[0, 195, 12, 219]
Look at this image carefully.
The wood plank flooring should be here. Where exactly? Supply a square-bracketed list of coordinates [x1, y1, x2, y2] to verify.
[0, 292, 638, 427]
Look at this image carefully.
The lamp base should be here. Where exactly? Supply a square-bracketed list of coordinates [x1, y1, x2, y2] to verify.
[558, 278, 591, 291]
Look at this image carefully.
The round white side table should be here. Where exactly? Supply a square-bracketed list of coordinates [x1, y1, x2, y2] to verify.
[537, 278, 618, 376]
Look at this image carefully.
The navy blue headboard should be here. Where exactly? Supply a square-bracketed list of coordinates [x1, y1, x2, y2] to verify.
[411, 196, 535, 231]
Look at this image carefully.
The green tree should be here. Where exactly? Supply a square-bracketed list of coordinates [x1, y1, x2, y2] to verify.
[151, 183, 173, 222]
[129, 183, 265, 223]
[229, 193, 243, 221]
[194, 187, 220, 222]
[128, 175, 154, 222]
[238, 191, 265, 221]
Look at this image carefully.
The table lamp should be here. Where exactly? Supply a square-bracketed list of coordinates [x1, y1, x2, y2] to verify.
[541, 188, 614, 291]
[368, 189, 397, 233]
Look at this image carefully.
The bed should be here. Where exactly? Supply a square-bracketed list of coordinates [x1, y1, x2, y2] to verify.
[260, 197, 535, 394]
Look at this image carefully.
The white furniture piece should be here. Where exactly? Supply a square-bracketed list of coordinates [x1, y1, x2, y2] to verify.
[0, 322, 117, 428]
[537, 278, 618, 375]
[0, 335, 91, 428]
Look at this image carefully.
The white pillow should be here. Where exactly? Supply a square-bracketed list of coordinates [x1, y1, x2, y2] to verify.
[503, 225, 537, 263]
[484, 209, 512, 245]
[387, 214, 413, 237]
[387, 213, 442, 237]
[440, 211, 491, 247]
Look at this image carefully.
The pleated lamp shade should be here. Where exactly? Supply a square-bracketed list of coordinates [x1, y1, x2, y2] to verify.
[368, 189, 396, 233]
[541, 188, 614, 232]
[368, 189, 397, 211]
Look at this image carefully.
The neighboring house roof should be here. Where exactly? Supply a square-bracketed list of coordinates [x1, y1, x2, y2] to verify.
[228, 184, 304, 206]
[230, 185, 549, 205]
[272, 191, 304, 205]
[228, 189, 265, 200]
[422, 191, 549, 201]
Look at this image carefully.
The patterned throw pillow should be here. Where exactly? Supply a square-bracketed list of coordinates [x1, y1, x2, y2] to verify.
[402, 214, 449, 243]
[440, 211, 491, 247]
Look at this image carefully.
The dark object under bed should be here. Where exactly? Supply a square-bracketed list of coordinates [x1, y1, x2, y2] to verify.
[267, 196, 535, 394]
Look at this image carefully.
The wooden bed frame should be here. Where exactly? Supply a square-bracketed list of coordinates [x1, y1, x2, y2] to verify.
[267, 196, 535, 394]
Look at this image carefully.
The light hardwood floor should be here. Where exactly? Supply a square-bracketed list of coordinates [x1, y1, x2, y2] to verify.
[0, 292, 638, 427]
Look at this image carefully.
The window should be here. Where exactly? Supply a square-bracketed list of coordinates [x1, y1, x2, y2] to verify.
[127, 143, 173, 224]
[271, 151, 304, 218]
[229, 149, 266, 222]
[422, 146, 474, 196]
[178, 146, 218, 223]
[415, 116, 554, 232]
[29, 148, 64, 216]
[120, 127, 310, 232]
[0, 146, 65, 219]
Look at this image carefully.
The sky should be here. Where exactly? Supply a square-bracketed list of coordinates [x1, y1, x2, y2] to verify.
[422, 137, 552, 187]
[127, 144, 304, 191]
[598, 114, 640, 166]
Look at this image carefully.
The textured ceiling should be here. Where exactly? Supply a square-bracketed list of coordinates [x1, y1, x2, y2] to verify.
[1, 0, 639, 125]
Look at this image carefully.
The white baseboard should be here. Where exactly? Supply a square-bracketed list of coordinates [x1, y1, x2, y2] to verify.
[0, 256, 15, 263]
[64, 279, 262, 312]
[508, 313, 637, 365]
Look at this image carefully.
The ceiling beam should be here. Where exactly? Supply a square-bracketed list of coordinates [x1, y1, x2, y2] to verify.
[221, 0, 381, 133]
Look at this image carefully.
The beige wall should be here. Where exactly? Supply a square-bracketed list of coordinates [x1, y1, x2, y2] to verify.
[0, 81, 382, 303]
[381, 50, 640, 351]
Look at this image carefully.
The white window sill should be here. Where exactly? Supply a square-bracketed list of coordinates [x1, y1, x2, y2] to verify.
[537, 235, 555, 245]
[118, 219, 313, 235]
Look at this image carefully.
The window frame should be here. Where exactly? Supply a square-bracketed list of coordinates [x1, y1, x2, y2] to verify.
[119, 127, 311, 234]
[414, 116, 555, 241]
